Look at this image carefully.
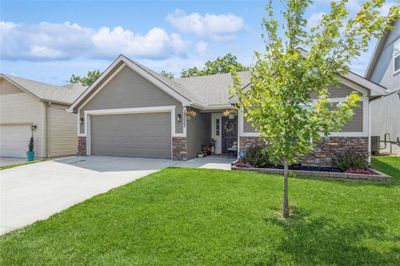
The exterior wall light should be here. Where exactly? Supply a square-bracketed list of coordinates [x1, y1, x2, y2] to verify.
[176, 113, 182, 123]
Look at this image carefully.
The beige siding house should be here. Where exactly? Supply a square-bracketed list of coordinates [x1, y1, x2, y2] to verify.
[0, 74, 86, 158]
[69, 55, 385, 166]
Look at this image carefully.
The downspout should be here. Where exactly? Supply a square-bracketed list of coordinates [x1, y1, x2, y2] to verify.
[368, 98, 371, 165]
[42, 101, 49, 158]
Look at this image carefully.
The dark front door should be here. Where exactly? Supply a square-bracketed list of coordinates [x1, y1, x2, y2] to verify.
[222, 116, 238, 154]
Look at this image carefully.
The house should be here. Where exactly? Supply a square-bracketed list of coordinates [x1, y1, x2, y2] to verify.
[69, 55, 386, 166]
[0, 74, 86, 158]
[365, 17, 400, 155]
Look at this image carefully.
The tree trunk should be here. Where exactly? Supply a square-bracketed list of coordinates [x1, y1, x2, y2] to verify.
[282, 159, 289, 219]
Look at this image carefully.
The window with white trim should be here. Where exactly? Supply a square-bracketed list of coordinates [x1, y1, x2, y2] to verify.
[394, 39, 400, 74]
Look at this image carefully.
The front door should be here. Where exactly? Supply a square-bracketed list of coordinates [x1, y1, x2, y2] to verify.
[222, 116, 238, 154]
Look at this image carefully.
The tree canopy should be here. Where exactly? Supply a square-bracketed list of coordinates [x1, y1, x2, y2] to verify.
[160, 70, 175, 79]
[181, 53, 248, 78]
[70, 70, 101, 86]
[232, 0, 399, 218]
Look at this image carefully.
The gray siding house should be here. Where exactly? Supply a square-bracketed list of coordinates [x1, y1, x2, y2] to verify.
[0, 74, 86, 158]
[366, 18, 400, 155]
[69, 55, 386, 166]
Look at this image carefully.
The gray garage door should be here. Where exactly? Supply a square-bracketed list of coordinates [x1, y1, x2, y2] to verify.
[90, 112, 171, 159]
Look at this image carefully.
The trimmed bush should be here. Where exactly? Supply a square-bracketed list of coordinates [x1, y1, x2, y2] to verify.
[241, 145, 273, 168]
[334, 150, 368, 171]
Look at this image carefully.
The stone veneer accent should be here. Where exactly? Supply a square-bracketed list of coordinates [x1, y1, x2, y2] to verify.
[78, 136, 87, 156]
[239, 136, 368, 167]
[172, 137, 187, 160]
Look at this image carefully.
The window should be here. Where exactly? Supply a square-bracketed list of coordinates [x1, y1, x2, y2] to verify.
[394, 39, 400, 74]
[216, 118, 220, 136]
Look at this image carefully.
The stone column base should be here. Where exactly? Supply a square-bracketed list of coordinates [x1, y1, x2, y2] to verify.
[78, 136, 87, 156]
[172, 137, 187, 160]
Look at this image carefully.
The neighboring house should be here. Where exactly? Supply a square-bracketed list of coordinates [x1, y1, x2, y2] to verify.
[69, 55, 386, 166]
[0, 74, 86, 158]
[365, 18, 400, 155]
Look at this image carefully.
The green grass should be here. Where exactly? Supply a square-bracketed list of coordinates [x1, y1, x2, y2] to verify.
[1, 168, 400, 265]
[0, 160, 39, 170]
[372, 156, 400, 179]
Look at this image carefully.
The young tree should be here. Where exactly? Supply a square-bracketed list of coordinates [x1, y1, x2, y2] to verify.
[181, 53, 248, 78]
[232, 0, 399, 218]
[70, 69, 101, 86]
[160, 70, 175, 79]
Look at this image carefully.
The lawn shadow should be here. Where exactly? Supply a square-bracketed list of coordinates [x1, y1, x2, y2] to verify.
[264, 207, 400, 265]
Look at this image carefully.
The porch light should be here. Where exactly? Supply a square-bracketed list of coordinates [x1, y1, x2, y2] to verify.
[176, 113, 182, 123]
[80, 117, 84, 124]
[31, 124, 37, 131]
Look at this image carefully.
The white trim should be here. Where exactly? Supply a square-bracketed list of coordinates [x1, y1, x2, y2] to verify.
[83, 106, 182, 157]
[328, 132, 365, 137]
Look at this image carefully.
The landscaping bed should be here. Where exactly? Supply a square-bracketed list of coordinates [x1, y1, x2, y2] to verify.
[234, 146, 391, 182]
[231, 164, 390, 182]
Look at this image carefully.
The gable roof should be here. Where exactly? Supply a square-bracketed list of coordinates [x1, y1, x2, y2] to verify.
[69, 55, 204, 112]
[0, 74, 87, 105]
[365, 12, 398, 79]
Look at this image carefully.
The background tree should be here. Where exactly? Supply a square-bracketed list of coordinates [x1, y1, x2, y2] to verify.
[181, 53, 248, 78]
[70, 70, 101, 86]
[232, 0, 399, 218]
[160, 70, 175, 79]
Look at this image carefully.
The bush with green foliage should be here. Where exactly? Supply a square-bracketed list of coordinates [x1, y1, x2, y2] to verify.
[241, 145, 273, 168]
[334, 151, 368, 171]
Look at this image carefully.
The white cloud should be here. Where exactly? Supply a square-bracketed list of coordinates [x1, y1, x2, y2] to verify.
[0, 21, 193, 61]
[166, 9, 245, 41]
[195, 41, 208, 56]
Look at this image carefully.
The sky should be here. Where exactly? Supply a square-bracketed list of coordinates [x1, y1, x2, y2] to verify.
[0, 0, 396, 85]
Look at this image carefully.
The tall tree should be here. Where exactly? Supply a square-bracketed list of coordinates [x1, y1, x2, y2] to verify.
[181, 53, 248, 78]
[232, 0, 399, 218]
[160, 70, 175, 79]
[70, 70, 101, 86]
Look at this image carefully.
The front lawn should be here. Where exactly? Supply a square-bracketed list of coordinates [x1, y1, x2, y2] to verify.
[372, 156, 400, 179]
[1, 168, 399, 265]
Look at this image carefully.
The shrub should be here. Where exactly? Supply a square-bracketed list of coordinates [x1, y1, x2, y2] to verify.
[241, 145, 272, 168]
[334, 150, 368, 171]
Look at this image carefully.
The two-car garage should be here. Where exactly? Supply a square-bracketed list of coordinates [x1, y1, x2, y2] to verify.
[89, 112, 172, 159]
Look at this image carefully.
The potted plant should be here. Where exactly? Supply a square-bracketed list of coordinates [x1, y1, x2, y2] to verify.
[223, 108, 237, 119]
[185, 110, 197, 120]
[26, 136, 35, 161]
[197, 152, 204, 158]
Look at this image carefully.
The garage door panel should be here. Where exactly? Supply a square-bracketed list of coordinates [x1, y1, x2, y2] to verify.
[91, 113, 171, 159]
[0, 125, 32, 157]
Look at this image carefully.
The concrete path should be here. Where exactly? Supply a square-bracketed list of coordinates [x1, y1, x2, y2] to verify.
[0, 157, 28, 167]
[0, 155, 234, 235]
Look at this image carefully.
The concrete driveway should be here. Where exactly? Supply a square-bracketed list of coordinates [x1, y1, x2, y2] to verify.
[0, 156, 175, 234]
[0, 155, 235, 235]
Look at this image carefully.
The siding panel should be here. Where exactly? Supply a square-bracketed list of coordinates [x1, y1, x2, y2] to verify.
[47, 104, 78, 157]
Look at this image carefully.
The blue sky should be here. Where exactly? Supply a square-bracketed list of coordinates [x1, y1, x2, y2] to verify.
[0, 0, 395, 84]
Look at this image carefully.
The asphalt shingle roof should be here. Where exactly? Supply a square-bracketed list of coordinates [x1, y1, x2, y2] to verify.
[175, 71, 250, 106]
[1, 74, 87, 105]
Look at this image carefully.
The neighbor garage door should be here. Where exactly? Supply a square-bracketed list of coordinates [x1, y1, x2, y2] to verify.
[90, 112, 172, 159]
[0, 125, 32, 157]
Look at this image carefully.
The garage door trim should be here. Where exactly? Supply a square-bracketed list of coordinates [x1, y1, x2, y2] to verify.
[84, 106, 183, 157]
